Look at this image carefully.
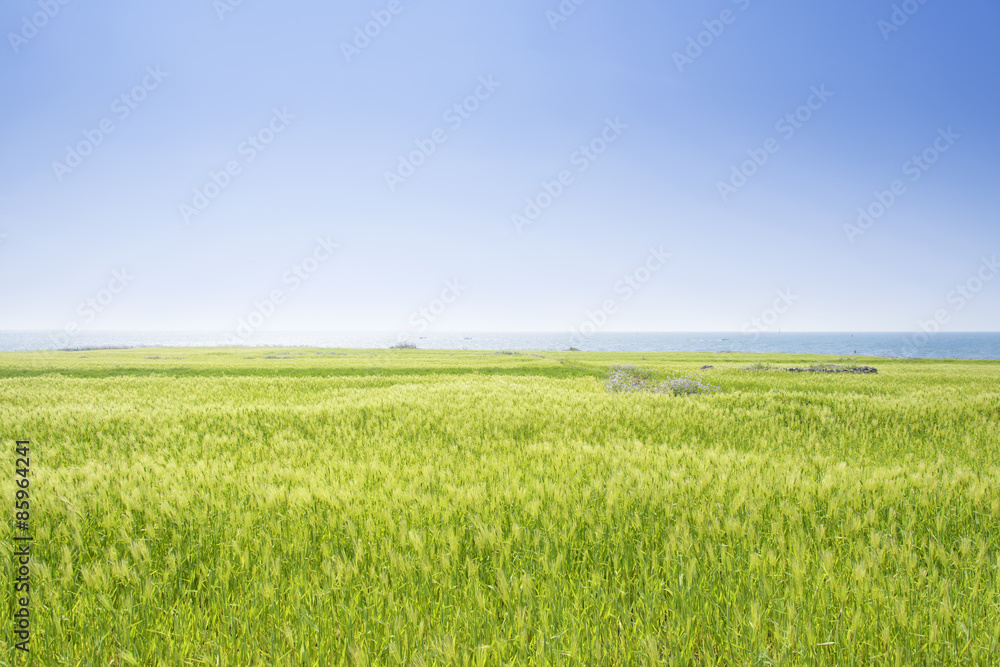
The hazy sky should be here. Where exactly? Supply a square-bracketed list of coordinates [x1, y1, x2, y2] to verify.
[1, 0, 998, 338]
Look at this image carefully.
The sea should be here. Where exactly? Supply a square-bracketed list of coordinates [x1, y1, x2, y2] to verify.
[1, 331, 999, 359]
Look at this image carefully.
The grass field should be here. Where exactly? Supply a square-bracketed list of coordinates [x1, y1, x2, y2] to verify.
[1, 348, 999, 665]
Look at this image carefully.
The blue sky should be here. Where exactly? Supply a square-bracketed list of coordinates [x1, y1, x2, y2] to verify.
[1, 0, 998, 337]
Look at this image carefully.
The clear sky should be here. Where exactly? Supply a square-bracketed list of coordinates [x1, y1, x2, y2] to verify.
[1, 0, 998, 336]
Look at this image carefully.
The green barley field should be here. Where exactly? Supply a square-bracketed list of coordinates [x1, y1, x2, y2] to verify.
[2, 348, 999, 665]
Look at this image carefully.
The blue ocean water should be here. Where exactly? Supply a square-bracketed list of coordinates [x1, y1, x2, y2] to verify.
[1, 331, 999, 359]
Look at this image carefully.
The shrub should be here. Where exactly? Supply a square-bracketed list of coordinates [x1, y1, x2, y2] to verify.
[607, 365, 719, 396]
[607, 367, 650, 393]
[742, 361, 773, 371]
[655, 376, 721, 396]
